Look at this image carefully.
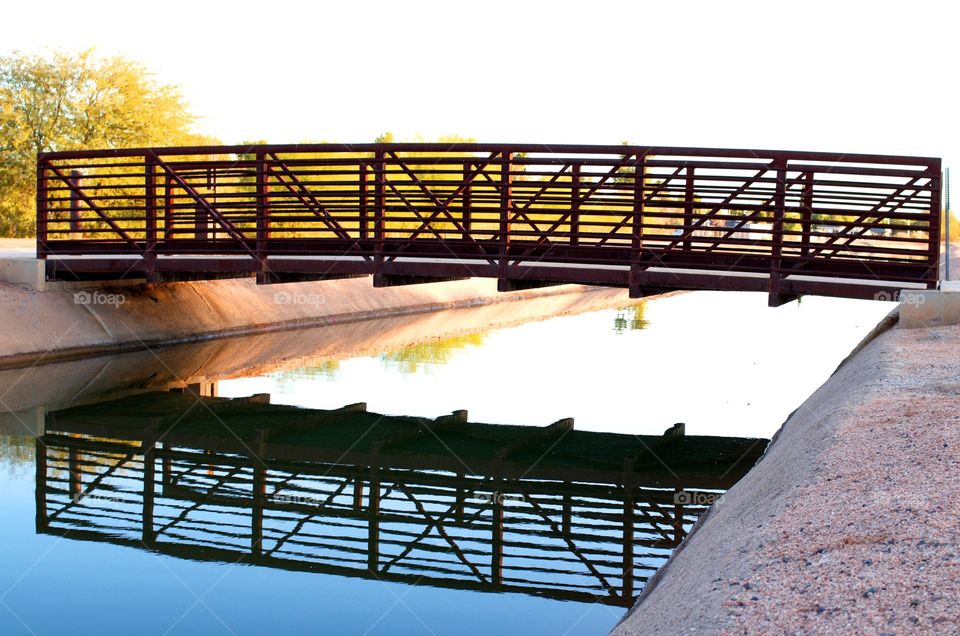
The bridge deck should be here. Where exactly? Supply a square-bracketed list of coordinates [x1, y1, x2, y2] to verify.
[37, 143, 941, 305]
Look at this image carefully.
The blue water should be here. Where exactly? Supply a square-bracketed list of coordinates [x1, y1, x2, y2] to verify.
[0, 290, 893, 635]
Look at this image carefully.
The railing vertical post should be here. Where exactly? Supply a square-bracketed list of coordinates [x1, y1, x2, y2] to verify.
[683, 167, 695, 251]
[800, 171, 814, 259]
[190, 159, 208, 242]
[570, 163, 581, 246]
[491, 484, 504, 584]
[353, 476, 364, 511]
[161, 443, 172, 488]
[455, 472, 466, 523]
[36, 159, 48, 259]
[497, 152, 513, 288]
[367, 465, 380, 573]
[358, 162, 369, 241]
[251, 463, 265, 557]
[928, 163, 942, 288]
[462, 162, 473, 239]
[163, 176, 174, 240]
[35, 437, 47, 532]
[672, 492, 684, 544]
[945, 167, 951, 283]
[255, 152, 271, 284]
[145, 155, 157, 280]
[768, 162, 788, 306]
[142, 442, 156, 545]
[622, 462, 635, 600]
[69, 169, 84, 240]
[69, 448, 82, 499]
[629, 154, 646, 297]
[374, 150, 386, 278]
[194, 206, 207, 241]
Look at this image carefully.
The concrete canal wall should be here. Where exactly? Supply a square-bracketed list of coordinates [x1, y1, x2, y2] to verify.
[0, 281, 650, 420]
[0, 275, 633, 368]
[613, 310, 960, 634]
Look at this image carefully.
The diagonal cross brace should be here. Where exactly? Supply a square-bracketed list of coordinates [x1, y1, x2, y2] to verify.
[595, 162, 684, 248]
[660, 164, 777, 253]
[154, 156, 258, 259]
[517, 155, 652, 252]
[809, 175, 930, 259]
[382, 482, 488, 583]
[511, 483, 617, 596]
[47, 452, 137, 523]
[265, 476, 353, 558]
[402, 151, 501, 243]
[46, 164, 138, 247]
[698, 171, 810, 253]
[267, 153, 352, 240]
[384, 179, 497, 267]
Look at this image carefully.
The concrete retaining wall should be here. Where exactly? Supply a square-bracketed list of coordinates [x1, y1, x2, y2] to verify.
[898, 282, 960, 328]
[0, 276, 630, 368]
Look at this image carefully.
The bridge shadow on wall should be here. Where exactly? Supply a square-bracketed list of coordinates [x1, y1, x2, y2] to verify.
[36, 392, 767, 607]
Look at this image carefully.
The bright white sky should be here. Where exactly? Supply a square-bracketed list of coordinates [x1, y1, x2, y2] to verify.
[2, 0, 957, 175]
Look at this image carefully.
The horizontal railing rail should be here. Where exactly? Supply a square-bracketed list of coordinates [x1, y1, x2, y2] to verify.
[37, 143, 942, 304]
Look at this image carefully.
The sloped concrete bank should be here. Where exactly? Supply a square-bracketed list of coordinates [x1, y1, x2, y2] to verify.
[0, 276, 631, 368]
[613, 311, 960, 634]
[0, 283, 649, 417]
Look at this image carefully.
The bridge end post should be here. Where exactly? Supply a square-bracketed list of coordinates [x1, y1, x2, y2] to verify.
[928, 163, 943, 289]
[36, 157, 48, 261]
[628, 153, 646, 298]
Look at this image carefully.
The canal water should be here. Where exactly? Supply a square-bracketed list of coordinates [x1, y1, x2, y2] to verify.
[0, 291, 893, 635]
[219, 290, 891, 439]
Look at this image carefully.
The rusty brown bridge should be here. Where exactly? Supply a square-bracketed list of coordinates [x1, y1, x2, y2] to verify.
[37, 144, 942, 305]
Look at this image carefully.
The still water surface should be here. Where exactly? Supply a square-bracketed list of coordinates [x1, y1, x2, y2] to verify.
[0, 291, 893, 635]
[220, 291, 892, 439]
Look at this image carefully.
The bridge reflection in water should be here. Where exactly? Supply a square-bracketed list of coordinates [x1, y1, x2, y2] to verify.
[36, 393, 766, 607]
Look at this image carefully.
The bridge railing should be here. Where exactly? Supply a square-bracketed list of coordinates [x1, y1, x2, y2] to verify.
[37, 143, 941, 302]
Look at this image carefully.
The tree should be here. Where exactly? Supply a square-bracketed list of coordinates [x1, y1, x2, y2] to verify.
[0, 50, 213, 237]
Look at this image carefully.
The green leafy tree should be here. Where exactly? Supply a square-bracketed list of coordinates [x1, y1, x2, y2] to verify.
[0, 49, 213, 236]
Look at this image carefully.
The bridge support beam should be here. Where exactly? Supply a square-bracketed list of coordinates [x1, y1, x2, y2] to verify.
[256, 271, 367, 285]
[767, 291, 801, 307]
[148, 271, 251, 284]
[372, 274, 469, 288]
[629, 285, 675, 299]
[497, 278, 565, 292]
